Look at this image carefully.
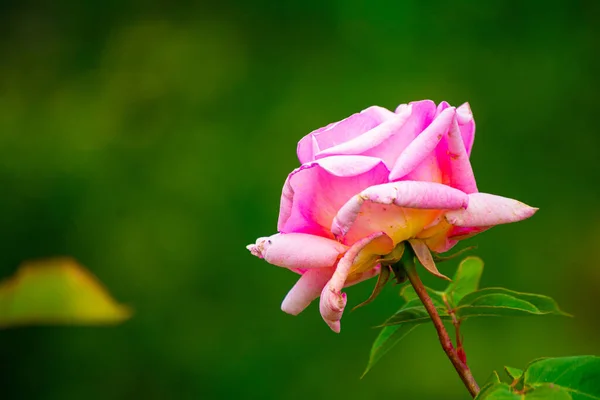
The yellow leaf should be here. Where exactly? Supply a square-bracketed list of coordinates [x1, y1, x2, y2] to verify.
[0, 257, 132, 328]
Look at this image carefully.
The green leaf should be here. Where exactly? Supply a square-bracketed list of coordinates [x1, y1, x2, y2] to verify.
[382, 305, 450, 327]
[0, 258, 132, 328]
[456, 288, 570, 319]
[520, 385, 573, 399]
[445, 256, 484, 305]
[475, 383, 521, 399]
[398, 256, 484, 309]
[364, 254, 571, 377]
[504, 366, 524, 381]
[361, 323, 421, 378]
[365, 257, 484, 375]
[483, 371, 502, 386]
[524, 356, 600, 399]
[475, 383, 572, 399]
[476, 372, 504, 399]
[363, 284, 447, 374]
[399, 284, 445, 307]
[476, 356, 600, 399]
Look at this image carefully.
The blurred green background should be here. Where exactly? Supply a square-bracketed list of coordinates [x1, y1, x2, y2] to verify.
[0, 0, 598, 399]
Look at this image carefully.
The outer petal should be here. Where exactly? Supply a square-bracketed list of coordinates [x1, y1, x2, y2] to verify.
[246, 233, 347, 269]
[422, 225, 491, 253]
[296, 106, 394, 164]
[277, 155, 390, 236]
[435, 113, 478, 194]
[319, 232, 394, 332]
[456, 102, 475, 156]
[280, 265, 383, 316]
[448, 226, 491, 240]
[331, 181, 469, 244]
[316, 101, 438, 169]
[314, 106, 412, 165]
[296, 134, 319, 165]
[281, 268, 335, 315]
[445, 193, 538, 227]
[388, 107, 456, 181]
[360, 105, 396, 122]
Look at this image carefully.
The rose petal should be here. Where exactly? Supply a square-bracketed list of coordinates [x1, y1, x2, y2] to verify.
[319, 232, 394, 332]
[295, 106, 395, 164]
[435, 101, 451, 114]
[436, 113, 478, 194]
[277, 156, 390, 236]
[314, 106, 413, 166]
[247, 233, 347, 269]
[281, 268, 335, 315]
[388, 107, 456, 181]
[345, 264, 381, 286]
[331, 181, 469, 244]
[316, 101, 439, 168]
[296, 134, 320, 165]
[280, 264, 383, 317]
[445, 193, 538, 227]
[361, 105, 396, 121]
[422, 225, 492, 253]
[448, 226, 491, 240]
[395, 103, 409, 113]
[456, 102, 475, 156]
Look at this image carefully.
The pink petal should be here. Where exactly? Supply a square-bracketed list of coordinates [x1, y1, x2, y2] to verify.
[331, 181, 469, 243]
[423, 236, 458, 254]
[448, 226, 490, 240]
[296, 134, 319, 165]
[388, 107, 456, 181]
[277, 156, 390, 236]
[314, 106, 413, 166]
[319, 232, 394, 332]
[345, 264, 381, 286]
[456, 102, 475, 155]
[295, 106, 395, 164]
[280, 264, 383, 317]
[246, 233, 348, 269]
[395, 103, 409, 113]
[416, 222, 492, 254]
[445, 193, 538, 227]
[316, 100, 438, 168]
[361, 105, 396, 121]
[281, 268, 335, 315]
[435, 113, 478, 194]
[436, 101, 451, 114]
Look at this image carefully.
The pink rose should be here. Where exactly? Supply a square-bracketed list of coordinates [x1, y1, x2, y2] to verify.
[247, 100, 537, 332]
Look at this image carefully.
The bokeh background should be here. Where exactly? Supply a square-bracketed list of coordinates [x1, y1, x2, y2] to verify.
[0, 0, 599, 399]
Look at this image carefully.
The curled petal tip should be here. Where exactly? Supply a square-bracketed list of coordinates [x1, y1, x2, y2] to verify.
[246, 244, 258, 255]
[327, 321, 341, 333]
[519, 204, 539, 220]
[456, 102, 473, 124]
[320, 289, 347, 333]
[247, 237, 270, 258]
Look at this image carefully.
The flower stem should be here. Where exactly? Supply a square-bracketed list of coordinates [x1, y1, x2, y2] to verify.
[403, 257, 480, 398]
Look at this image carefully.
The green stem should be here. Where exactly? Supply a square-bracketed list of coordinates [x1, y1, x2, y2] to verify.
[403, 257, 480, 398]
